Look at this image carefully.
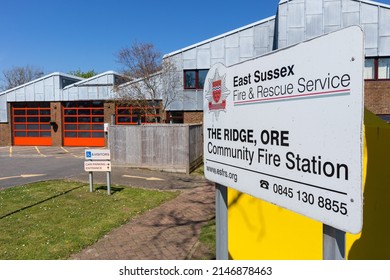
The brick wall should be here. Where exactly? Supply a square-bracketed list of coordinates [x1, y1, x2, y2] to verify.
[183, 111, 203, 124]
[50, 102, 62, 146]
[104, 102, 116, 124]
[0, 103, 12, 146]
[364, 80, 390, 115]
[104, 102, 116, 147]
[0, 122, 11, 146]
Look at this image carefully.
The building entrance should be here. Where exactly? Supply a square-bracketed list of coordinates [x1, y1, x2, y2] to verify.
[12, 102, 52, 146]
[62, 101, 105, 146]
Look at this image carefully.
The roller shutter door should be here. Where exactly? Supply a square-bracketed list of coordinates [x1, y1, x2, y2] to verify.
[12, 102, 52, 146]
[62, 101, 105, 147]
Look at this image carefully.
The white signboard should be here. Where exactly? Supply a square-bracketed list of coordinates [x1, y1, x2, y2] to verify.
[203, 26, 364, 234]
[84, 161, 111, 172]
[85, 149, 110, 160]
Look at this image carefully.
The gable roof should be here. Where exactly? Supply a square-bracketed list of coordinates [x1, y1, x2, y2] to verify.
[0, 72, 83, 96]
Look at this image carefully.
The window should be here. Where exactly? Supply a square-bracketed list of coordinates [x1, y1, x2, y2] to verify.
[365, 57, 390, 80]
[378, 58, 390, 79]
[116, 102, 161, 125]
[166, 111, 184, 123]
[364, 58, 375, 79]
[184, 69, 208, 89]
[61, 78, 79, 88]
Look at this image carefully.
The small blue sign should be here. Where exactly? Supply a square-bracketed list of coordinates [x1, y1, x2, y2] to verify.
[85, 151, 92, 158]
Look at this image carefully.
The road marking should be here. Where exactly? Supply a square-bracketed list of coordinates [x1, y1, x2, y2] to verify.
[35, 146, 47, 157]
[122, 175, 165, 181]
[0, 174, 46, 181]
[61, 146, 84, 158]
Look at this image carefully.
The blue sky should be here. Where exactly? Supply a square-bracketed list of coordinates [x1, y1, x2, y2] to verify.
[1, 0, 390, 82]
[0, 0, 279, 79]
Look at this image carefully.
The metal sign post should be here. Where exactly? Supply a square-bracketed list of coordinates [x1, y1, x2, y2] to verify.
[89, 171, 93, 192]
[106, 170, 111, 195]
[216, 183, 228, 260]
[323, 224, 346, 260]
[85, 149, 112, 195]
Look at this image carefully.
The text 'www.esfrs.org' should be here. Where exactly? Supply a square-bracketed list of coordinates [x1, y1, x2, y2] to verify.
[206, 164, 238, 183]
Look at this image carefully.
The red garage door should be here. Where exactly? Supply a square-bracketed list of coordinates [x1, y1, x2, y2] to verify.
[62, 101, 105, 147]
[12, 102, 52, 146]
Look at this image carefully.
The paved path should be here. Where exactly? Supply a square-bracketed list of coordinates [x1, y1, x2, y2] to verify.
[70, 181, 215, 260]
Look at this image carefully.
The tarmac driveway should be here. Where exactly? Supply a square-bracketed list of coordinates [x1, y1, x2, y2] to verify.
[0, 146, 207, 190]
[0, 146, 86, 189]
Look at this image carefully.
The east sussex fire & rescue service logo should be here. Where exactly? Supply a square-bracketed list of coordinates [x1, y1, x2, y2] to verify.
[205, 69, 230, 120]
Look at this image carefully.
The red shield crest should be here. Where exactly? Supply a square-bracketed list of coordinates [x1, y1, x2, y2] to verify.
[212, 80, 222, 103]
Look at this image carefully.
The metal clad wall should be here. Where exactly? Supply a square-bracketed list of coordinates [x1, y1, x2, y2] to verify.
[211, 38, 225, 64]
[278, 0, 390, 56]
[226, 33, 240, 66]
[287, 1, 305, 46]
[183, 48, 197, 69]
[379, 7, 390, 35]
[324, 1, 342, 29]
[15, 88, 25, 102]
[167, 17, 275, 111]
[362, 3, 379, 55]
[0, 95, 7, 122]
[197, 44, 211, 69]
[25, 83, 35, 101]
[98, 87, 109, 99]
[61, 72, 116, 101]
[343, 11, 360, 27]
[47, 76, 57, 101]
[379, 7, 390, 55]
[0, 72, 118, 123]
[254, 24, 272, 55]
[288, 2, 305, 27]
[362, 3, 378, 23]
[5, 90, 15, 102]
[306, 15, 323, 38]
[240, 28, 253, 55]
[342, 0, 360, 12]
[88, 86, 98, 100]
[307, 0, 323, 14]
[69, 89, 80, 100]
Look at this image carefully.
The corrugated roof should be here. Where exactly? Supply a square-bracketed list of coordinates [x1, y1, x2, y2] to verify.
[0, 72, 83, 96]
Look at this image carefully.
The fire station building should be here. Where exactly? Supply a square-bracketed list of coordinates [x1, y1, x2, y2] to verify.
[1, 0, 389, 147]
[0, 72, 119, 146]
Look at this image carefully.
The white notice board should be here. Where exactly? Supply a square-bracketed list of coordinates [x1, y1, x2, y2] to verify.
[203, 26, 364, 234]
[85, 149, 110, 160]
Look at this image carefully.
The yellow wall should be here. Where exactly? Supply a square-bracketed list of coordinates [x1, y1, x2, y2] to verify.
[228, 109, 390, 259]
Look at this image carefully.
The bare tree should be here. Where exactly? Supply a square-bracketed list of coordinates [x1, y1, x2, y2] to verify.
[115, 42, 179, 123]
[2, 65, 44, 90]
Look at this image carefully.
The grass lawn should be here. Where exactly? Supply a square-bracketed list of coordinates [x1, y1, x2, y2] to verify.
[197, 219, 216, 259]
[0, 180, 179, 260]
